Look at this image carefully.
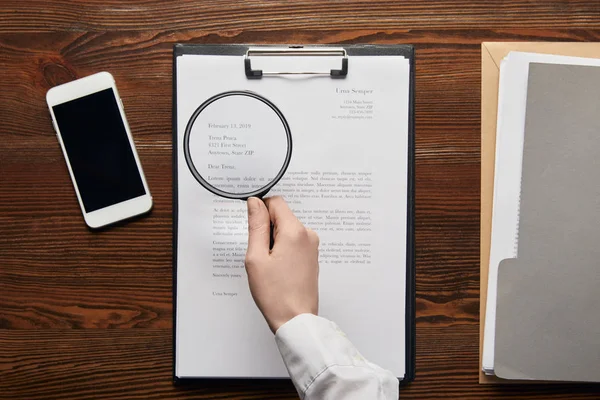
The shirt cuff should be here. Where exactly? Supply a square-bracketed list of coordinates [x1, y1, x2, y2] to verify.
[274, 313, 371, 397]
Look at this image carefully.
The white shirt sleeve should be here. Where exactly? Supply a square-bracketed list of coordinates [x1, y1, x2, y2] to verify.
[275, 313, 399, 400]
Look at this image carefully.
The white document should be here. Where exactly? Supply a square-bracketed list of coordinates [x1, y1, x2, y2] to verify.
[175, 52, 411, 378]
[483, 51, 600, 374]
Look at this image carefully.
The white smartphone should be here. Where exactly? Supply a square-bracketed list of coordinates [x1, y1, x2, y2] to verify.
[46, 72, 152, 228]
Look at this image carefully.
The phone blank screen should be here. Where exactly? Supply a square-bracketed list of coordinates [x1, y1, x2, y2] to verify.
[53, 88, 146, 213]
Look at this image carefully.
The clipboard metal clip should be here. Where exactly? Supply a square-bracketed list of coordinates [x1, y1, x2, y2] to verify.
[245, 47, 348, 79]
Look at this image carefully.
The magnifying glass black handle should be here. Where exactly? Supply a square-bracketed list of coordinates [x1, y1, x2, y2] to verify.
[253, 192, 275, 250]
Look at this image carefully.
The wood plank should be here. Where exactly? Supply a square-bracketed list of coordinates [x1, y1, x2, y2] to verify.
[0, 329, 297, 399]
[1, 327, 599, 400]
[1, 1, 600, 32]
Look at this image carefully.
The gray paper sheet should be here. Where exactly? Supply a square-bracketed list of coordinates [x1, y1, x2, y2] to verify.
[495, 63, 600, 382]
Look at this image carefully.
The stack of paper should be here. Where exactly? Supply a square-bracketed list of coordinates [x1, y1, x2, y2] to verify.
[482, 50, 600, 382]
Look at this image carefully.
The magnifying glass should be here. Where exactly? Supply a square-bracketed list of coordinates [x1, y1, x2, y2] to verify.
[184, 90, 292, 200]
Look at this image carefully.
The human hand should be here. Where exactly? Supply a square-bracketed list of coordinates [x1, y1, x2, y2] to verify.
[245, 196, 319, 333]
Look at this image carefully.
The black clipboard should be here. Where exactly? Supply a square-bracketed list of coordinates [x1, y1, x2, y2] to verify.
[172, 43, 416, 385]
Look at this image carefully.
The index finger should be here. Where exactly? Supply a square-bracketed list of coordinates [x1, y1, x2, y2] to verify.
[264, 196, 300, 233]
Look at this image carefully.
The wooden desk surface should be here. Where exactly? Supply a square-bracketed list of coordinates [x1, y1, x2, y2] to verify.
[1, 1, 600, 399]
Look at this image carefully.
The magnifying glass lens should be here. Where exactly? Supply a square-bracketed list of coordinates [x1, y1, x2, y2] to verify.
[184, 91, 292, 199]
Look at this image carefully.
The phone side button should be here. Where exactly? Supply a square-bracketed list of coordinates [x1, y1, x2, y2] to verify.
[52, 120, 59, 134]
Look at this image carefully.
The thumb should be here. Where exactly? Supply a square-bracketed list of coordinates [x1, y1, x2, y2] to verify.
[246, 197, 271, 258]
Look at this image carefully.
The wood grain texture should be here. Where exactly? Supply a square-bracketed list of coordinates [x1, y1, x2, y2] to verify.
[1, 1, 600, 32]
[1, 1, 600, 398]
[2, 328, 600, 400]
